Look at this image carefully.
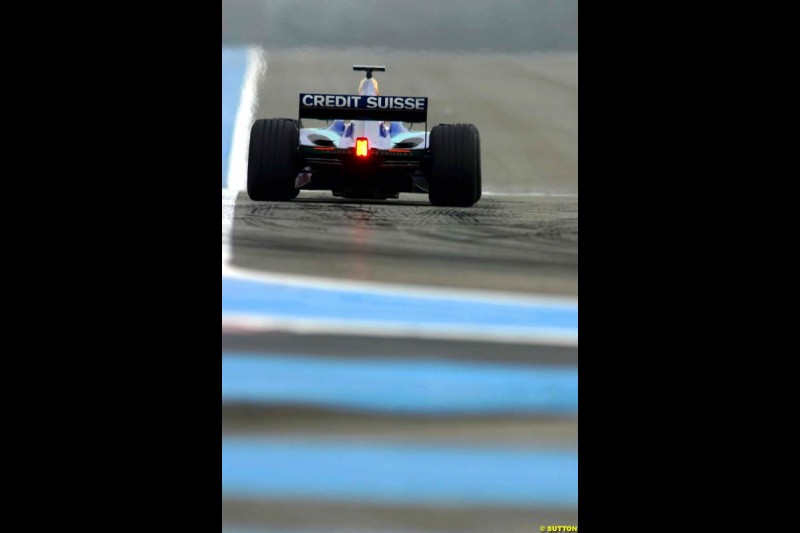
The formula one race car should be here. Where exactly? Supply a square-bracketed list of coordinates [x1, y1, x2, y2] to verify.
[247, 65, 481, 206]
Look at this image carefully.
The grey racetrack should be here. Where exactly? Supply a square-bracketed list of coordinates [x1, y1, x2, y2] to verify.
[230, 192, 577, 296]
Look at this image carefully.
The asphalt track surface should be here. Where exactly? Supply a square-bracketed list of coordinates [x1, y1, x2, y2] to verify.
[222, 21, 578, 532]
[230, 192, 577, 296]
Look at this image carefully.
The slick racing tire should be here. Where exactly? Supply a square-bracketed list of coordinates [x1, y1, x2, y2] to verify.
[476, 127, 482, 201]
[247, 118, 299, 201]
[428, 123, 481, 207]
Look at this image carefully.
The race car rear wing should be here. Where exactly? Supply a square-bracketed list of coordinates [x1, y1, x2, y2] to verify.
[299, 93, 428, 123]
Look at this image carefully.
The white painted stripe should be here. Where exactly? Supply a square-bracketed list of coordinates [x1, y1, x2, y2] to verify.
[226, 47, 266, 191]
[222, 189, 238, 264]
[222, 262, 577, 309]
[221, 314, 578, 347]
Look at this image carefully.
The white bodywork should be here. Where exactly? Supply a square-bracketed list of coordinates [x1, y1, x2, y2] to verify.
[298, 76, 429, 152]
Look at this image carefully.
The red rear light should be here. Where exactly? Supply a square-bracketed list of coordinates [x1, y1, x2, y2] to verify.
[356, 137, 369, 157]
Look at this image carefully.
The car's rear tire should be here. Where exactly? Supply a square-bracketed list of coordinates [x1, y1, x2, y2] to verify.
[428, 123, 481, 207]
[476, 127, 482, 201]
[247, 118, 299, 201]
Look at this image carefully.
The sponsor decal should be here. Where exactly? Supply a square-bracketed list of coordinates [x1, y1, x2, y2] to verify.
[300, 94, 427, 111]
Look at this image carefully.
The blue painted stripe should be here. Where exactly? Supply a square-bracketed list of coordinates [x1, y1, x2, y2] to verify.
[222, 353, 577, 415]
[222, 530, 418, 533]
[222, 48, 249, 187]
[222, 530, 372, 533]
[222, 530, 345, 533]
[222, 530, 394, 533]
[222, 438, 577, 508]
[222, 277, 577, 335]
